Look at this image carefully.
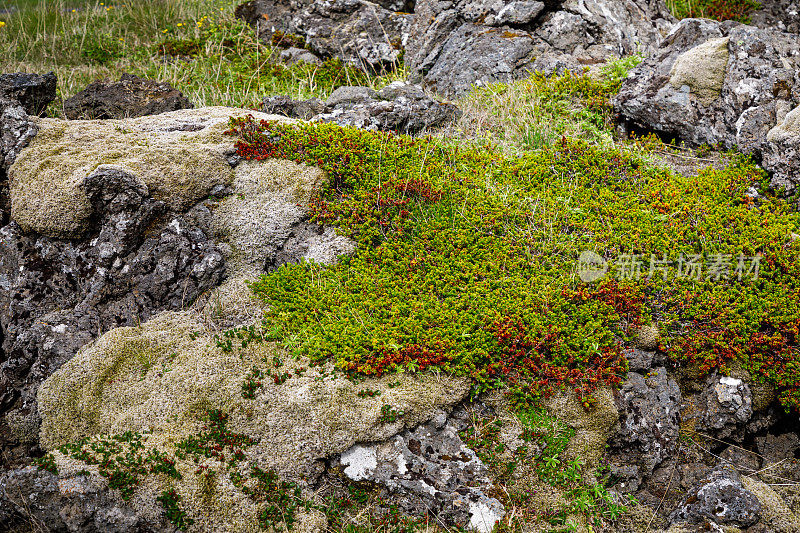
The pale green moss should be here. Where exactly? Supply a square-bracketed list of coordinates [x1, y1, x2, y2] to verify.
[742, 476, 800, 533]
[36, 277, 471, 531]
[669, 37, 730, 106]
[211, 159, 330, 275]
[8, 107, 292, 238]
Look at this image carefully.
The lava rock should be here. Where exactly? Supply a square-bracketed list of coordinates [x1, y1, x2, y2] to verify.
[669, 466, 761, 528]
[63, 73, 194, 120]
[236, 0, 412, 72]
[0, 167, 226, 462]
[608, 367, 682, 491]
[0, 71, 57, 116]
[615, 18, 800, 192]
[0, 466, 173, 532]
[0, 96, 37, 170]
[405, 0, 675, 95]
[280, 46, 322, 65]
[763, 104, 800, 194]
[334, 406, 504, 532]
[695, 374, 753, 441]
[262, 82, 461, 134]
[262, 94, 328, 119]
[750, 0, 800, 34]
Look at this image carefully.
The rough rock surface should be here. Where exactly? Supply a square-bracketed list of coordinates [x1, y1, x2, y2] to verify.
[614, 18, 800, 191]
[405, 0, 675, 95]
[63, 73, 193, 120]
[334, 406, 504, 532]
[237, 0, 675, 96]
[669, 466, 762, 528]
[764, 104, 800, 193]
[235, 0, 413, 71]
[30, 295, 470, 530]
[0, 71, 57, 116]
[263, 81, 461, 134]
[9, 107, 248, 238]
[0, 466, 173, 532]
[0, 97, 37, 172]
[0, 107, 358, 470]
[750, 0, 800, 34]
[693, 374, 753, 441]
[608, 367, 681, 492]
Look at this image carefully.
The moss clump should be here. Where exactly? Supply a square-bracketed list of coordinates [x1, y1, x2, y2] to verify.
[669, 37, 730, 106]
[8, 107, 291, 238]
[227, 117, 800, 411]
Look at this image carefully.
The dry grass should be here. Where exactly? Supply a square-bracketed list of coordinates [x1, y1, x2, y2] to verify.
[0, 0, 403, 117]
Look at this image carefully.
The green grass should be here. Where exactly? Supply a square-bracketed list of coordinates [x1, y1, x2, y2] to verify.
[0, 0, 402, 117]
[449, 57, 641, 155]
[665, 0, 761, 22]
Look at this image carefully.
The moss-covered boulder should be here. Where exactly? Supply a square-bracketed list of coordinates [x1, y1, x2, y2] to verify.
[35, 277, 471, 531]
[8, 106, 291, 238]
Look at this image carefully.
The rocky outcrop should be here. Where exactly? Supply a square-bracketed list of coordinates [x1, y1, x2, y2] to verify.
[334, 406, 504, 532]
[614, 18, 800, 192]
[0, 107, 357, 469]
[63, 74, 193, 120]
[235, 0, 413, 72]
[607, 367, 681, 493]
[237, 0, 675, 96]
[0, 466, 174, 532]
[750, 0, 800, 34]
[764, 104, 800, 193]
[405, 0, 675, 95]
[262, 81, 461, 134]
[0, 72, 57, 116]
[669, 466, 761, 529]
[26, 295, 471, 530]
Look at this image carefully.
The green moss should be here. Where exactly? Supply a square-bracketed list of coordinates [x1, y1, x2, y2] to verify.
[228, 117, 800, 411]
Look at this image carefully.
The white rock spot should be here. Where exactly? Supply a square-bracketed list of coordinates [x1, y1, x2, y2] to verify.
[469, 501, 502, 533]
[340, 444, 377, 481]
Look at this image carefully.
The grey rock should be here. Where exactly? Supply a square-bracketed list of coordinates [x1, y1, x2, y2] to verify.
[236, 0, 413, 71]
[280, 46, 323, 65]
[262, 94, 328, 119]
[0, 72, 57, 116]
[608, 368, 682, 489]
[262, 81, 461, 134]
[0, 97, 37, 170]
[0, 167, 226, 462]
[669, 466, 761, 528]
[0, 466, 172, 532]
[750, 0, 800, 34]
[614, 18, 800, 191]
[695, 374, 753, 441]
[493, 1, 545, 25]
[334, 406, 504, 532]
[326, 85, 378, 108]
[405, 0, 675, 95]
[763, 104, 800, 194]
[64, 73, 194, 120]
[623, 347, 659, 372]
[756, 432, 800, 467]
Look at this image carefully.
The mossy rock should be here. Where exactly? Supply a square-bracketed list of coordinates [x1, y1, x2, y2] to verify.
[36, 278, 471, 531]
[8, 107, 293, 239]
[669, 37, 730, 106]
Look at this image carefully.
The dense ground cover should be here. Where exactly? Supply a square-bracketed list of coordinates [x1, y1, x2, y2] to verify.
[666, 0, 762, 22]
[227, 110, 800, 411]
